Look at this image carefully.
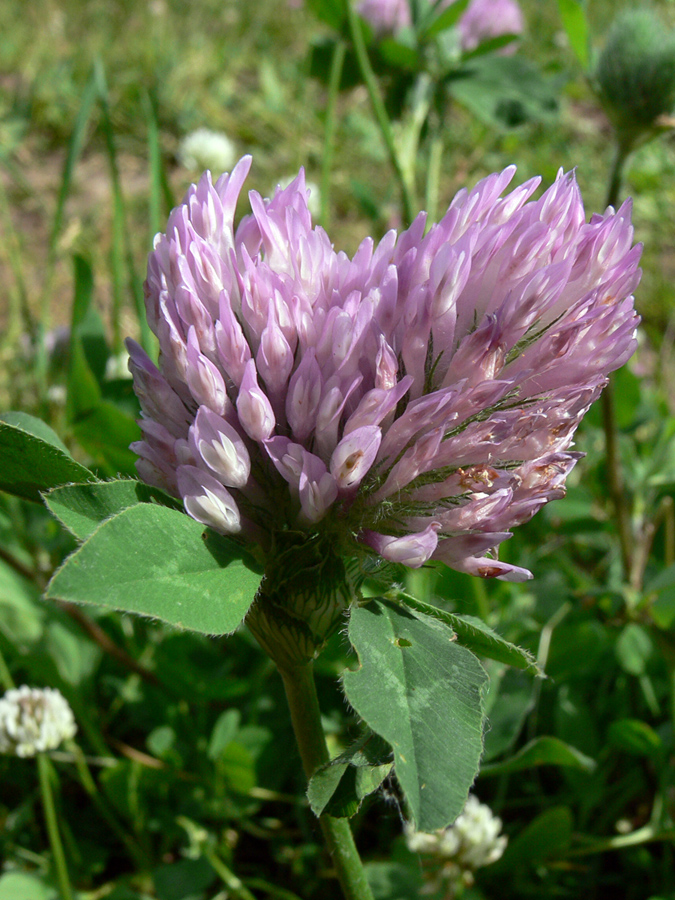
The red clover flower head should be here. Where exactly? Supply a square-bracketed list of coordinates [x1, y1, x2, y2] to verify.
[128, 156, 640, 587]
[458, 0, 524, 53]
[356, 0, 523, 50]
[357, 0, 411, 35]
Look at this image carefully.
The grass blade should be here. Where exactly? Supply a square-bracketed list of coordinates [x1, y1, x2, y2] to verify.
[95, 60, 155, 357]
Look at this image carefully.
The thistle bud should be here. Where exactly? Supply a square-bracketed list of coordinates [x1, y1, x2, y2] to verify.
[595, 9, 675, 151]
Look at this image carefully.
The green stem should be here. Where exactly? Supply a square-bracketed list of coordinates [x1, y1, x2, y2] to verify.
[321, 39, 346, 229]
[95, 59, 154, 357]
[0, 644, 15, 691]
[344, 0, 417, 225]
[245, 877, 305, 900]
[601, 142, 633, 582]
[601, 377, 633, 580]
[0, 176, 31, 347]
[205, 846, 258, 900]
[528, 601, 572, 739]
[424, 130, 443, 226]
[567, 824, 675, 856]
[279, 663, 375, 900]
[37, 753, 74, 900]
[606, 142, 629, 210]
[470, 573, 490, 623]
[69, 741, 150, 870]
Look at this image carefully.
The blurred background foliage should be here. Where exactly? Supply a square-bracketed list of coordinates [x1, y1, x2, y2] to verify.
[0, 0, 675, 898]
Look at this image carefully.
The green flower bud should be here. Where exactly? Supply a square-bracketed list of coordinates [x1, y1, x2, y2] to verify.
[595, 8, 675, 151]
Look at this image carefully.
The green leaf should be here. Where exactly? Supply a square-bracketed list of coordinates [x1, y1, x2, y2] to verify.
[310, 39, 362, 91]
[46, 504, 262, 635]
[365, 862, 423, 900]
[208, 709, 241, 761]
[557, 0, 590, 70]
[45, 618, 102, 686]
[378, 38, 421, 72]
[420, 0, 470, 40]
[71, 400, 141, 475]
[0, 872, 55, 900]
[494, 806, 573, 870]
[644, 565, 675, 629]
[462, 32, 520, 60]
[342, 599, 488, 831]
[145, 88, 174, 246]
[0, 411, 70, 454]
[220, 741, 257, 793]
[449, 56, 560, 129]
[651, 587, 675, 630]
[0, 415, 94, 501]
[147, 725, 176, 759]
[615, 623, 653, 676]
[153, 856, 217, 900]
[63, 255, 140, 474]
[483, 667, 536, 761]
[608, 718, 663, 758]
[307, 0, 345, 30]
[308, 731, 393, 818]
[645, 562, 675, 593]
[480, 736, 596, 776]
[66, 255, 104, 422]
[96, 61, 152, 356]
[0, 559, 45, 645]
[45, 479, 181, 540]
[49, 69, 99, 259]
[390, 590, 540, 673]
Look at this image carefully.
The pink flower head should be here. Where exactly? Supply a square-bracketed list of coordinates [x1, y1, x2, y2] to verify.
[357, 0, 411, 35]
[129, 155, 640, 582]
[458, 0, 524, 53]
[356, 0, 523, 51]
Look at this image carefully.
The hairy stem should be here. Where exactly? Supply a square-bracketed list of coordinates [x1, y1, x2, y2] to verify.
[278, 662, 375, 900]
[38, 753, 74, 900]
[344, 0, 417, 225]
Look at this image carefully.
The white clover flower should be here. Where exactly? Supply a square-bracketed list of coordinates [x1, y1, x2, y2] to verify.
[405, 795, 507, 889]
[46, 385, 67, 405]
[0, 686, 77, 757]
[450, 794, 508, 869]
[178, 128, 237, 175]
[105, 349, 132, 381]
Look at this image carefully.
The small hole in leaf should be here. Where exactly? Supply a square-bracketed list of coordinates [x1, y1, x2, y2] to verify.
[394, 638, 412, 648]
